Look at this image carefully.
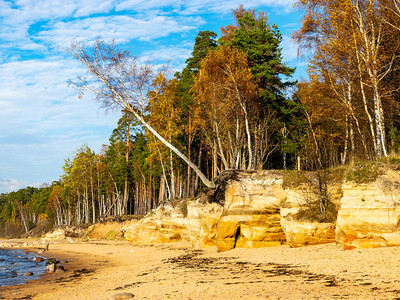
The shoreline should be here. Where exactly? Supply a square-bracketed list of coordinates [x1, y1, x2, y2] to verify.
[0, 238, 102, 299]
[1, 239, 400, 299]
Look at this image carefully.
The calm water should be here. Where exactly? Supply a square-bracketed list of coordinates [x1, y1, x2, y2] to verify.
[0, 249, 46, 286]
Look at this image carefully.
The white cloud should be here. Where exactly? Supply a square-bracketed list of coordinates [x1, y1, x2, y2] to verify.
[203, 0, 295, 14]
[0, 178, 26, 194]
[0, 1, 119, 53]
[0, 56, 121, 193]
[0, 0, 295, 57]
[116, 0, 295, 14]
[1, 0, 115, 22]
[142, 45, 192, 65]
[37, 15, 200, 46]
[72, 0, 116, 18]
[281, 35, 299, 63]
[116, 0, 180, 12]
[0, 57, 120, 134]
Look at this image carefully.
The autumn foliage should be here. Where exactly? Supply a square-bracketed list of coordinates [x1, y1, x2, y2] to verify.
[294, 0, 400, 166]
[11, 3, 400, 229]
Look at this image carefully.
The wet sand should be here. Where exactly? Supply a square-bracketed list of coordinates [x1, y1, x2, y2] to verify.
[1, 239, 400, 299]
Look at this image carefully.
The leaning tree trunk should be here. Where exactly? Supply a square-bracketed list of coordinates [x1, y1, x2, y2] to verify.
[128, 105, 215, 188]
[68, 42, 216, 189]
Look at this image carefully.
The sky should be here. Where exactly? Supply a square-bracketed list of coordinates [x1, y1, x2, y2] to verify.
[0, 0, 305, 194]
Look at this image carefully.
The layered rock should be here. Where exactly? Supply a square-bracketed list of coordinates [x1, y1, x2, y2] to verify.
[124, 171, 290, 251]
[124, 202, 188, 244]
[158, 202, 190, 243]
[42, 228, 66, 240]
[280, 184, 337, 247]
[281, 219, 335, 247]
[86, 221, 136, 240]
[124, 199, 222, 246]
[279, 169, 345, 247]
[336, 170, 400, 249]
[43, 226, 86, 241]
[105, 168, 399, 251]
[186, 199, 223, 247]
[43, 168, 400, 251]
[216, 171, 286, 252]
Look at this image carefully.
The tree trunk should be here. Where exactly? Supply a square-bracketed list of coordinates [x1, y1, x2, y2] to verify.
[159, 176, 165, 204]
[17, 201, 29, 234]
[241, 104, 253, 170]
[169, 149, 176, 199]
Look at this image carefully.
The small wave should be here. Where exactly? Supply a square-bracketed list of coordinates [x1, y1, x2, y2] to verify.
[0, 249, 46, 286]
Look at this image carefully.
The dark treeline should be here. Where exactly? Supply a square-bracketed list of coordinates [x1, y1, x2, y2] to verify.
[2, 2, 400, 233]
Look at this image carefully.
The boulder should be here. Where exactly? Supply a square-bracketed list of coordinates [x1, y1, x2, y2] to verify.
[24, 272, 33, 276]
[56, 265, 65, 271]
[46, 258, 59, 266]
[108, 292, 135, 300]
[64, 226, 86, 238]
[336, 170, 400, 248]
[46, 264, 56, 273]
[42, 226, 85, 241]
[55, 268, 65, 274]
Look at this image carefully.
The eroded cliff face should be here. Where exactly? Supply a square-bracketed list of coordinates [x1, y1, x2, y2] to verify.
[87, 170, 339, 250]
[280, 177, 341, 247]
[280, 189, 336, 247]
[280, 219, 336, 247]
[124, 203, 188, 244]
[336, 170, 400, 249]
[84, 168, 400, 251]
[216, 171, 286, 251]
[187, 200, 223, 247]
[121, 171, 288, 251]
[86, 221, 132, 240]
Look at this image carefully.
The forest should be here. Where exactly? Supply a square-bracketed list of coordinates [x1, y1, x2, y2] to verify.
[2, 1, 400, 235]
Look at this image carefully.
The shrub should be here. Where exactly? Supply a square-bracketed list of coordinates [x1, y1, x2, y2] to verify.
[345, 160, 381, 183]
[284, 168, 343, 223]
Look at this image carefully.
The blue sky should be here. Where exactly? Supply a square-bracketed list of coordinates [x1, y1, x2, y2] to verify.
[0, 0, 305, 194]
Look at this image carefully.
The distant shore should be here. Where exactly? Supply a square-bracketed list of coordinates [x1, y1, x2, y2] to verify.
[1, 239, 400, 299]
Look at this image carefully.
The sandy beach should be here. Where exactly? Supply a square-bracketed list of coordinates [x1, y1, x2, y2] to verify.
[1, 239, 400, 299]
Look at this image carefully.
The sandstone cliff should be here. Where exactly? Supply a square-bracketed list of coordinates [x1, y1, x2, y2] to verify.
[122, 170, 289, 251]
[124, 202, 188, 244]
[336, 169, 400, 249]
[82, 166, 400, 251]
[280, 186, 336, 247]
[216, 171, 286, 251]
[279, 170, 342, 247]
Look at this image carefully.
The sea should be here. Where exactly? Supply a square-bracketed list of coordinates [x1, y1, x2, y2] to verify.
[0, 249, 46, 286]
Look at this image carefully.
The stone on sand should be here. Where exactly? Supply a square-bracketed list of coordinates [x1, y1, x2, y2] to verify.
[108, 292, 134, 300]
[46, 264, 56, 273]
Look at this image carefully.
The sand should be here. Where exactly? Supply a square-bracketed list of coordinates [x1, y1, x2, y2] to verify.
[1, 239, 400, 299]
